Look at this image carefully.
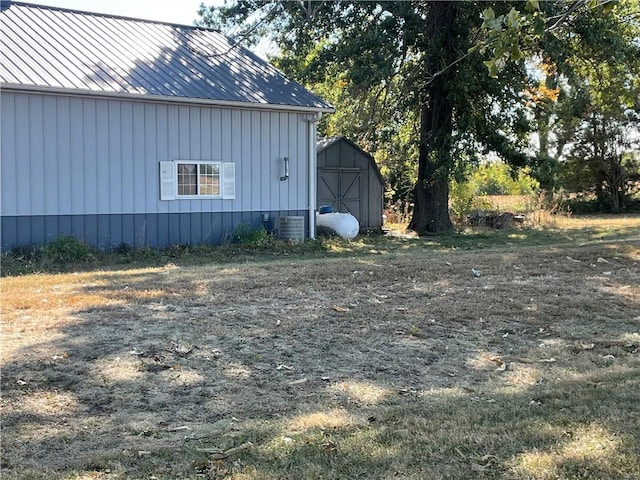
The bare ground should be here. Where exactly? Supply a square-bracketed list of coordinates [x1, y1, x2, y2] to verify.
[1, 233, 639, 479]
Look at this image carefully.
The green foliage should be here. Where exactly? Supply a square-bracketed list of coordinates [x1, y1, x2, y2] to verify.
[449, 181, 492, 223]
[42, 235, 95, 262]
[466, 162, 540, 196]
[449, 162, 540, 224]
[199, 2, 537, 230]
[198, 1, 639, 228]
[232, 223, 269, 245]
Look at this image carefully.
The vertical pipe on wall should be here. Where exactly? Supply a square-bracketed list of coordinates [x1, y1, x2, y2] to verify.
[305, 112, 322, 239]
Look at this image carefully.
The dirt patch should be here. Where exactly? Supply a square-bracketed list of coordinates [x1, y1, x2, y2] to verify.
[1, 239, 639, 479]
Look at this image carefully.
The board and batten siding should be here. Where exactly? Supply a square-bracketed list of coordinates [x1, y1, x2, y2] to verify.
[1, 91, 313, 248]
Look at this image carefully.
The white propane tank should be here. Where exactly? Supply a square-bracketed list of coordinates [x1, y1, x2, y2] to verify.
[316, 211, 359, 239]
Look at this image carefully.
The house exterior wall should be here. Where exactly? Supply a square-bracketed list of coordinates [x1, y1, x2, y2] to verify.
[1, 90, 314, 249]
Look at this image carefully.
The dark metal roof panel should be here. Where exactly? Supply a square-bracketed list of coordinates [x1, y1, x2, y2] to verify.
[0, 1, 333, 111]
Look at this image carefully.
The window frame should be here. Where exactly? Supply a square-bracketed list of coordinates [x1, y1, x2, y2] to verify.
[175, 160, 222, 199]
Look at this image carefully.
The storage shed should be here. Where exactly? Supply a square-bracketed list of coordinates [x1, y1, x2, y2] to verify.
[0, 1, 333, 250]
[317, 137, 384, 231]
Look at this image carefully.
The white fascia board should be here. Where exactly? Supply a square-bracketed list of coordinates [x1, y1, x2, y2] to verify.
[1, 83, 336, 114]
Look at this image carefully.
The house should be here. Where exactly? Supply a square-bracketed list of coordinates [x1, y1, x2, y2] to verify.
[317, 136, 384, 231]
[0, 1, 333, 250]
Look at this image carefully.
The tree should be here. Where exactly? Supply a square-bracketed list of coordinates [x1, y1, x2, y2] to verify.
[197, 1, 638, 230]
[552, 1, 640, 210]
[495, 0, 640, 208]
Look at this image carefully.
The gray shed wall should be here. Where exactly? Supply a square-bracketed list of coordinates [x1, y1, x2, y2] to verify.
[317, 138, 384, 231]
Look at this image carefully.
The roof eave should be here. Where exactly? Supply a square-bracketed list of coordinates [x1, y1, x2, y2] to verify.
[1, 83, 336, 114]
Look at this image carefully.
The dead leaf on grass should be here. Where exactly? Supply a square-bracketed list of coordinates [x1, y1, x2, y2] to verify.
[171, 342, 194, 356]
[167, 425, 191, 432]
[566, 256, 581, 263]
[288, 378, 308, 385]
[196, 442, 253, 460]
[471, 461, 492, 472]
[597, 257, 609, 263]
[494, 362, 507, 372]
[572, 342, 595, 353]
[333, 305, 350, 313]
[276, 364, 294, 371]
[323, 441, 337, 456]
[398, 387, 417, 396]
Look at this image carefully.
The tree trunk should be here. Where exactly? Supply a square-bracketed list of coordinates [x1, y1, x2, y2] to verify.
[408, 1, 457, 234]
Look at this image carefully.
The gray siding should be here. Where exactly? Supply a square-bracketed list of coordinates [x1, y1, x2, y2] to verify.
[1, 91, 311, 218]
[1, 210, 308, 250]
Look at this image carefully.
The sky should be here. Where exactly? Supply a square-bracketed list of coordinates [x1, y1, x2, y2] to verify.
[30, 0, 223, 26]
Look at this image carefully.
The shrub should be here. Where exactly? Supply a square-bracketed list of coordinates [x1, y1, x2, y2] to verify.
[449, 180, 493, 224]
[43, 235, 95, 262]
[233, 223, 269, 245]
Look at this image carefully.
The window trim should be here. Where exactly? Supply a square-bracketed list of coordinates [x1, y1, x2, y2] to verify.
[175, 160, 222, 199]
[160, 160, 235, 201]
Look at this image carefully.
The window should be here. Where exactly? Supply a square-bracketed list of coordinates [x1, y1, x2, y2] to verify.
[160, 161, 235, 200]
[177, 162, 220, 196]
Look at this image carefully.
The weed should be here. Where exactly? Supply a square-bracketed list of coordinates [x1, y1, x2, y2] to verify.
[233, 223, 269, 245]
[42, 235, 95, 262]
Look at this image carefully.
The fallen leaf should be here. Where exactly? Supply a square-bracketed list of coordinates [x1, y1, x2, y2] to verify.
[471, 462, 491, 472]
[323, 441, 337, 456]
[566, 256, 581, 263]
[517, 357, 536, 364]
[167, 425, 191, 432]
[288, 378, 308, 385]
[172, 343, 193, 356]
[488, 355, 502, 363]
[333, 305, 350, 313]
[196, 442, 253, 459]
[573, 342, 595, 352]
[597, 257, 609, 263]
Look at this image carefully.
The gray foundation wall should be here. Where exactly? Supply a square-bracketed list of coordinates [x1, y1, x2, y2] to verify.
[1, 210, 308, 250]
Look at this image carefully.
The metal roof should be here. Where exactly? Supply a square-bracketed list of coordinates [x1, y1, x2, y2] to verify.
[0, 1, 333, 112]
[317, 136, 384, 185]
[317, 136, 344, 152]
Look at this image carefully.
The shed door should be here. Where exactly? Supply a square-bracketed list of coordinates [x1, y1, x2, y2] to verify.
[318, 168, 362, 220]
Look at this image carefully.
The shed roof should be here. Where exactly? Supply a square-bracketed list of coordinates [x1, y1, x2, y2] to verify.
[0, 1, 333, 112]
[317, 136, 384, 185]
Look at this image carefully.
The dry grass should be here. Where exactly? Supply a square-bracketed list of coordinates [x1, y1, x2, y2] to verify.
[1, 217, 639, 479]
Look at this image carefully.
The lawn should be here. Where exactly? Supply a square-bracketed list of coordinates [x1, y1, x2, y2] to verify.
[1, 216, 639, 479]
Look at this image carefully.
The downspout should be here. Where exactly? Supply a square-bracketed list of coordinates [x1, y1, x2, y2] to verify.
[305, 112, 322, 239]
